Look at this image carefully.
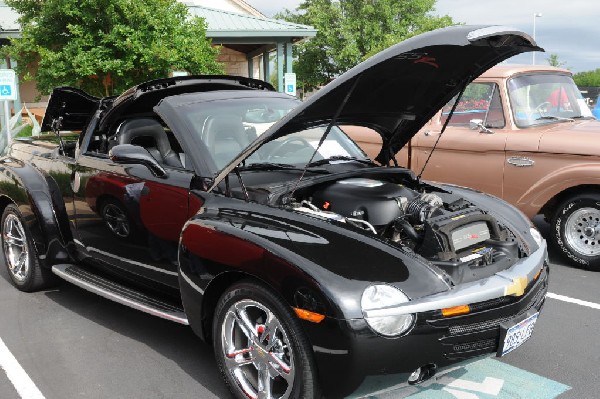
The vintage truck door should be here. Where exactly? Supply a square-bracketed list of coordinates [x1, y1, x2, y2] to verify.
[411, 80, 508, 198]
[72, 118, 197, 288]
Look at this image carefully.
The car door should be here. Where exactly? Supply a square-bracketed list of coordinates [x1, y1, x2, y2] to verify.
[72, 117, 200, 288]
[411, 81, 508, 198]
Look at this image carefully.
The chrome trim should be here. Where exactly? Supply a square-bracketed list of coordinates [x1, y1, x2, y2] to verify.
[507, 156, 535, 167]
[52, 264, 189, 325]
[180, 269, 205, 294]
[363, 240, 547, 318]
[86, 246, 179, 276]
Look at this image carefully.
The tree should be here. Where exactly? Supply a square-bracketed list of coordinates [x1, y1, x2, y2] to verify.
[573, 69, 600, 87]
[3, 0, 223, 97]
[546, 53, 569, 69]
[277, 0, 455, 91]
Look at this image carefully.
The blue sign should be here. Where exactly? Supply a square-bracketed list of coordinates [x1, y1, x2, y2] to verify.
[0, 69, 17, 100]
[287, 84, 294, 93]
[0, 85, 11, 97]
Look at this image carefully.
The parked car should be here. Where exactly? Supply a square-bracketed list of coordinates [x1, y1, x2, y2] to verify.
[347, 64, 600, 270]
[0, 26, 548, 399]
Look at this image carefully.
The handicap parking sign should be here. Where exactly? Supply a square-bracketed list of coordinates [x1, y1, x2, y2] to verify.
[0, 70, 17, 100]
[0, 85, 12, 97]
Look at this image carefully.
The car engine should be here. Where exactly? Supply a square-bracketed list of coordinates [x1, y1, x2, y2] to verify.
[294, 178, 521, 282]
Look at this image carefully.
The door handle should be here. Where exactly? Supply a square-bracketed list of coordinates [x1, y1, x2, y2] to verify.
[507, 156, 535, 167]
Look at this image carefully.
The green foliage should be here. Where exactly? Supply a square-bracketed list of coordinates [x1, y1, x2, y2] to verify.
[3, 0, 223, 97]
[15, 124, 32, 137]
[546, 53, 569, 69]
[573, 69, 600, 87]
[277, 0, 455, 91]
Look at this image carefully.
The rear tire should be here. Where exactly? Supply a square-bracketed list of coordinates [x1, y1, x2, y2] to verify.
[550, 194, 600, 270]
[1, 204, 56, 291]
[213, 280, 321, 399]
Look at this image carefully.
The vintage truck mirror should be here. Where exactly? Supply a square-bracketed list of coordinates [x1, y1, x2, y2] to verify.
[109, 144, 168, 178]
[469, 119, 494, 134]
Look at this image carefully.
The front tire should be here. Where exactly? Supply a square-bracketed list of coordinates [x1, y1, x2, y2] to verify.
[1, 204, 56, 291]
[551, 194, 600, 270]
[213, 280, 321, 399]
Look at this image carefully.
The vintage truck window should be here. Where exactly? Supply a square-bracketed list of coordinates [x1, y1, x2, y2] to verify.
[507, 73, 593, 128]
[440, 82, 505, 128]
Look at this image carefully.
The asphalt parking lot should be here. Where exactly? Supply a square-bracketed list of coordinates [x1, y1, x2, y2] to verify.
[0, 217, 598, 399]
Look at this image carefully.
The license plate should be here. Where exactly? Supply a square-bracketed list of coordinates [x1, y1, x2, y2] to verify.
[497, 312, 539, 357]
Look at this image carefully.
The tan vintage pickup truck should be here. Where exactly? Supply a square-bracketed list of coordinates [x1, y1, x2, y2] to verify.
[346, 65, 600, 269]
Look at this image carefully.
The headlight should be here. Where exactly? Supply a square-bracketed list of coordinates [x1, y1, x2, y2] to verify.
[530, 227, 544, 248]
[361, 285, 414, 337]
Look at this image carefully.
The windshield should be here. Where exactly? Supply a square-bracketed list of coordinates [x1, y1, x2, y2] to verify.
[178, 95, 368, 170]
[243, 126, 368, 168]
[508, 73, 593, 128]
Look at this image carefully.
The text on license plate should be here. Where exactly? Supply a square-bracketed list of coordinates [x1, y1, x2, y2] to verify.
[499, 312, 539, 357]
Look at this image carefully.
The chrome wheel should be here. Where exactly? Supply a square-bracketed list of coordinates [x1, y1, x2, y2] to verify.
[221, 299, 295, 399]
[102, 202, 130, 237]
[3, 213, 29, 282]
[565, 207, 600, 256]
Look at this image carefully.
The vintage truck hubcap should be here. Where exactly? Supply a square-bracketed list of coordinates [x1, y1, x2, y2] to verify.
[2, 214, 29, 282]
[565, 208, 600, 256]
[221, 299, 294, 399]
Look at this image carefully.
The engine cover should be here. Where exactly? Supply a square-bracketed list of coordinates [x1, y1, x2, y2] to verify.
[311, 178, 416, 226]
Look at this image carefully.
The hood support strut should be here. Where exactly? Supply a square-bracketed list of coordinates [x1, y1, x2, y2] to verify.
[417, 76, 472, 180]
[287, 76, 363, 200]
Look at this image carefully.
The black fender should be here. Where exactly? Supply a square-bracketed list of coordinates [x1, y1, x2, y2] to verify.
[0, 157, 74, 266]
[178, 193, 449, 341]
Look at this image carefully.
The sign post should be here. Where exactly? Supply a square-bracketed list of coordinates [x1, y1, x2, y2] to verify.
[284, 73, 297, 97]
[0, 69, 17, 145]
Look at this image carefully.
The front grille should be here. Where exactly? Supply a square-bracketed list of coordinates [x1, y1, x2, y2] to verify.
[428, 266, 548, 359]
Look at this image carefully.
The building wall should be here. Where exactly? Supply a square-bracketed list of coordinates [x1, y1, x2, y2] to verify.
[217, 47, 248, 77]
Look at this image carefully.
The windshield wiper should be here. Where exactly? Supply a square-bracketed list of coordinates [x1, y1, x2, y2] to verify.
[306, 155, 376, 168]
[535, 115, 574, 122]
[238, 162, 303, 171]
[238, 162, 329, 173]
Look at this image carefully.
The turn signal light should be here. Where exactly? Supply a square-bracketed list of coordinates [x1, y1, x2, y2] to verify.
[441, 304, 470, 317]
[293, 307, 325, 323]
[534, 267, 543, 281]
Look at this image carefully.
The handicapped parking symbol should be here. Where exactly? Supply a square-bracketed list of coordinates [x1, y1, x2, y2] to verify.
[0, 85, 11, 96]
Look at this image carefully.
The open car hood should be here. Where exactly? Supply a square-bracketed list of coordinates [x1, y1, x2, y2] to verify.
[214, 25, 541, 185]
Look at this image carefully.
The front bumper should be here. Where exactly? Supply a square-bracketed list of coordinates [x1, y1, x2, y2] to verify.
[303, 244, 549, 398]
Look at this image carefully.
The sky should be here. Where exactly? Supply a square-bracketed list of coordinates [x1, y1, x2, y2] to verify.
[245, 0, 600, 73]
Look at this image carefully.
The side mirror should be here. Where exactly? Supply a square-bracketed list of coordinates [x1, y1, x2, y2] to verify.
[109, 144, 168, 178]
[469, 119, 494, 134]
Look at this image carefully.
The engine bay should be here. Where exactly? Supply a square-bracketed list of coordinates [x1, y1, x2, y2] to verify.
[292, 177, 522, 283]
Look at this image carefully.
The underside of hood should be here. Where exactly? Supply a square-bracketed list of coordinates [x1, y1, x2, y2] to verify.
[217, 25, 541, 179]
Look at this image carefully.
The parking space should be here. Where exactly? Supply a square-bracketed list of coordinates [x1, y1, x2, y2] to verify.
[0, 219, 598, 399]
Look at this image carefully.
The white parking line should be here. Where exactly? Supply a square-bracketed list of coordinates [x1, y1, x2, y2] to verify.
[0, 337, 45, 399]
[547, 292, 600, 310]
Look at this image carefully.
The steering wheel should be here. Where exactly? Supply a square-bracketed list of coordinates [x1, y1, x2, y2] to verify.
[267, 137, 313, 159]
[534, 101, 552, 117]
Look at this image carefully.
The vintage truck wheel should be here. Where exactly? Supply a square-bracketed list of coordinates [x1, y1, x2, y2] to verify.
[551, 194, 600, 270]
[1, 204, 56, 291]
[213, 281, 321, 399]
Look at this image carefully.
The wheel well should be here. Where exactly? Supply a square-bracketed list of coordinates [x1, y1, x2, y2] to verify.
[95, 194, 121, 213]
[0, 196, 14, 216]
[200, 271, 267, 343]
[540, 185, 600, 221]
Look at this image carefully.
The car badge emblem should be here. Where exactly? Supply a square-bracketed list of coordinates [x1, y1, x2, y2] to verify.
[505, 276, 528, 297]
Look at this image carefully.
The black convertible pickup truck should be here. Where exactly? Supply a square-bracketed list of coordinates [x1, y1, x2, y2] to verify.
[0, 26, 548, 398]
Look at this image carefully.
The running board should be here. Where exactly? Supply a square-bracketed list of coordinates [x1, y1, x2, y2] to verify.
[51, 264, 189, 325]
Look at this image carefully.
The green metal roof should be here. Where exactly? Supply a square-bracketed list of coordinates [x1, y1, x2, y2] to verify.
[188, 6, 316, 39]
